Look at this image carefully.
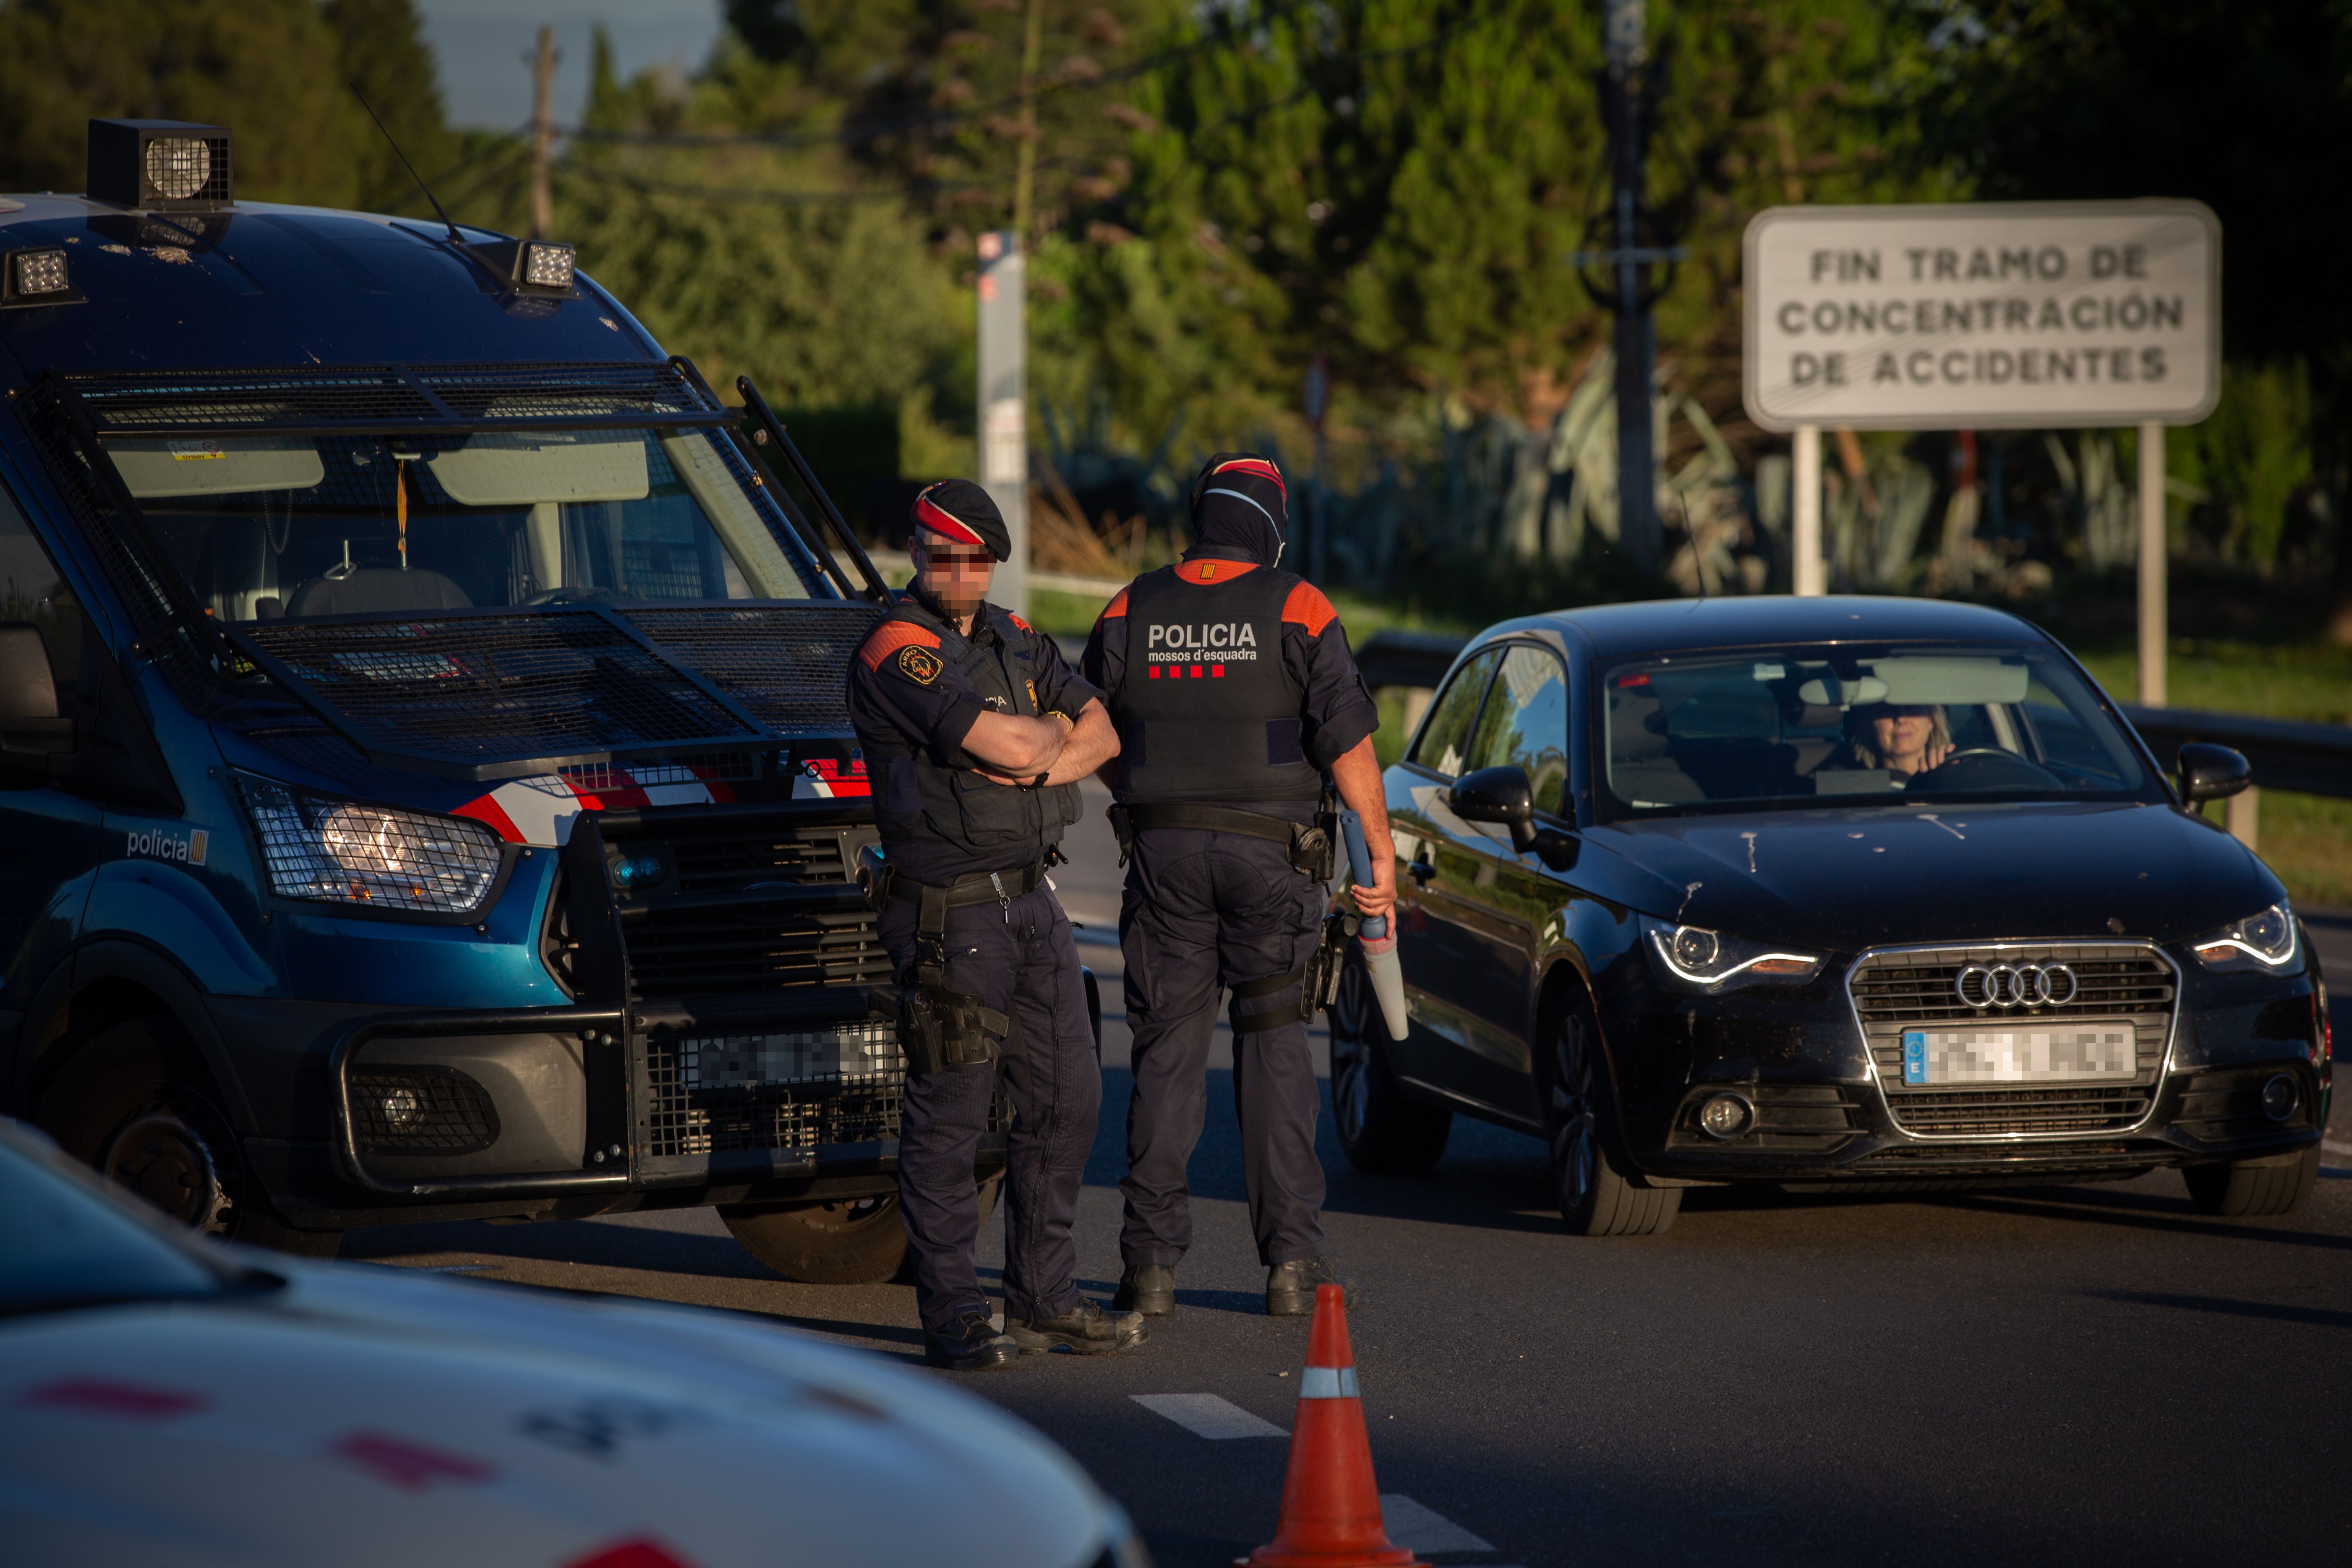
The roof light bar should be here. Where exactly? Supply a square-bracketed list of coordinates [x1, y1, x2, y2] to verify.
[0, 247, 83, 309]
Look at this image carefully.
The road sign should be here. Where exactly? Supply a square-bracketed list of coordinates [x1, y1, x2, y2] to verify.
[1742, 201, 2220, 433]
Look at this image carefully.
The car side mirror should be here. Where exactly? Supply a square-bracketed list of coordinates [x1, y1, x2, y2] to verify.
[2177, 742, 2251, 806]
[0, 623, 70, 763]
[1449, 764, 1548, 853]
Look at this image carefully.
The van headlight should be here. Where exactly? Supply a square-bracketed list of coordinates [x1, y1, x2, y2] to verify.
[236, 774, 503, 914]
[2191, 901, 2298, 973]
[1642, 916, 1822, 991]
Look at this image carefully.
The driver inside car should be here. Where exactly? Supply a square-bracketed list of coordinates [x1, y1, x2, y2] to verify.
[1844, 701, 1953, 783]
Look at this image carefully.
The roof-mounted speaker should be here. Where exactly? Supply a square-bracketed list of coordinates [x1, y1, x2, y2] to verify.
[88, 119, 234, 211]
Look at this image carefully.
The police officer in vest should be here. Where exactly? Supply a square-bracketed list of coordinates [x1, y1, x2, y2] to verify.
[847, 480, 1143, 1370]
[1083, 454, 1397, 1317]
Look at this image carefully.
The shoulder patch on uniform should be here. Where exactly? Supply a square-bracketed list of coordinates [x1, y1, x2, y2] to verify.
[895, 644, 945, 685]
[1098, 586, 1130, 621]
[1282, 581, 1339, 637]
[857, 620, 943, 671]
[1007, 611, 1033, 633]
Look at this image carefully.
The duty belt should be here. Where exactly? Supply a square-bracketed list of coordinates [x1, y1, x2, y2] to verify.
[1109, 801, 1333, 879]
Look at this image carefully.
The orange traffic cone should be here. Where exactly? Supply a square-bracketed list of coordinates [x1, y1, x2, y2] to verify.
[1237, 1284, 1427, 1568]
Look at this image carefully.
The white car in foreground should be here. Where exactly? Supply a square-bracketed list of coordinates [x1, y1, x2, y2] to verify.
[0, 1120, 1142, 1568]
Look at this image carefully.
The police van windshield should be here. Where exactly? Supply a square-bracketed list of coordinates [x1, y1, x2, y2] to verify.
[104, 428, 821, 622]
[1599, 642, 2158, 819]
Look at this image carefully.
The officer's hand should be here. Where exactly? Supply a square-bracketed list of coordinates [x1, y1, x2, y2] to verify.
[970, 767, 1035, 788]
[1352, 861, 1398, 923]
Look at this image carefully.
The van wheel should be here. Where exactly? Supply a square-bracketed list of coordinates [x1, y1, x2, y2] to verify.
[37, 1014, 342, 1257]
[726, 1174, 1002, 1285]
[1545, 1007, 1678, 1237]
[2182, 1146, 2321, 1217]
[1328, 952, 1449, 1174]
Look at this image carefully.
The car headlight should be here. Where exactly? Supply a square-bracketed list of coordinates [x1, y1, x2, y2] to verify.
[1642, 916, 1822, 991]
[2191, 901, 2298, 973]
[236, 774, 504, 914]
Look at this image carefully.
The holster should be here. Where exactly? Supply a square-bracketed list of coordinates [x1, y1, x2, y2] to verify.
[866, 864, 1041, 1076]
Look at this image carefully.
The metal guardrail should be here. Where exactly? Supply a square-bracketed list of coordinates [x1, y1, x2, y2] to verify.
[1354, 629, 2352, 802]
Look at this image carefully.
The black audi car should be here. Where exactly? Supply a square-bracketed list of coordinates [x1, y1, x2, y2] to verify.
[1330, 597, 2330, 1235]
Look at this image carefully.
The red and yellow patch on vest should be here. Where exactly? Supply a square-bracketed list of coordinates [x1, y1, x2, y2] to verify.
[896, 644, 944, 685]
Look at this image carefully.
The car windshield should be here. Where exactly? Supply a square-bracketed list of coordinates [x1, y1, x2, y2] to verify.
[103, 427, 822, 623]
[1599, 642, 2156, 819]
[0, 1122, 247, 1318]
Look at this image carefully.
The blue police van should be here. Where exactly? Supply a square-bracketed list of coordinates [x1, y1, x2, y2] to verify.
[0, 119, 998, 1280]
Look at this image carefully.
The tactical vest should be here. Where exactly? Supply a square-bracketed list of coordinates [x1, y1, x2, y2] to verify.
[867, 600, 1082, 869]
[1109, 563, 1321, 803]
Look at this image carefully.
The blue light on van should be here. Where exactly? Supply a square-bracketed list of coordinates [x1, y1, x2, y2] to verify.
[610, 855, 665, 891]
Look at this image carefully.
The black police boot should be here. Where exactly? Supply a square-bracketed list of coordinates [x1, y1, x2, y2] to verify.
[925, 1312, 1023, 1371]
[1005, 1297, 1148, 1355]
[1112, 1263, 1177, 1316]
[1265, 1257, 1353, 1317]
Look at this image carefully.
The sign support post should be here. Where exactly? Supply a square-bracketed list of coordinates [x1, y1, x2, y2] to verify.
[1792, 423, 1825, 595]
[976, 231, 1027, 616]
[2137, 419, 2166, 707]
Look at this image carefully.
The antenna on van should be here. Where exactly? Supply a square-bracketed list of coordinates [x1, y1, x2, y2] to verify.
[350, 84, 465, 246]
[1672, 484, 1710, 600]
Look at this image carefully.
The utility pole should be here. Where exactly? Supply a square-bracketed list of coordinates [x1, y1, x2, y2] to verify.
[529, 24, 557, 240]
[1011, 0, 1045, 244]
[1589, 0, 1671, 578]
[978, 231, 1029, 615]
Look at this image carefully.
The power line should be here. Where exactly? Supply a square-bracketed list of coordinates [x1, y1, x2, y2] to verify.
[559, 0, 1328, 152]
[542, 5, 1514, 213]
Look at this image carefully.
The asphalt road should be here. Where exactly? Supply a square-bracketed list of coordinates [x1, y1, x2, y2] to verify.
[347, 782, 2352, 1567]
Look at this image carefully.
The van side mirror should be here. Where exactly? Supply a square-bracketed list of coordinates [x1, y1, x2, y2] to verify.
[1451, 765, 1539, 851]
[2177, 742, 2251, 806]
[0, 623, 72, 762]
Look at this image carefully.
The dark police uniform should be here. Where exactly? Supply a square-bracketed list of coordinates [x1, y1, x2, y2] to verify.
[846, 584, 1102, 1352]
[1083, 478, 1379, 1303]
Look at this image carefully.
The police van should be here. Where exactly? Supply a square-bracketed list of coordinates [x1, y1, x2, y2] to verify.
[0, 119, 1003, 1280]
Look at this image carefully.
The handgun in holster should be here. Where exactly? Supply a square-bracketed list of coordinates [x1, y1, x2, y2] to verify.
[859, 858, 1008, 1078]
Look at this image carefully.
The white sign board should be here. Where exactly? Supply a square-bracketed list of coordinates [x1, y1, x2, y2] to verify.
[1743, 201, 2220, 431]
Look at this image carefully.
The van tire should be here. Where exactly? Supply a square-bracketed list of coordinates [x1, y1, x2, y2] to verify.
[37, 1013, 343, 1257]
[726, 1173, 1002, 1285]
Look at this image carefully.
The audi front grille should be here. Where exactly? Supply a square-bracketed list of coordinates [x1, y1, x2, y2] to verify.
[1846, 942, 2177, 1139]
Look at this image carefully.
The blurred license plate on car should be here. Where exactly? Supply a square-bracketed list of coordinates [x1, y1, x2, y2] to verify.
[1900, 1024, 2134, 1085]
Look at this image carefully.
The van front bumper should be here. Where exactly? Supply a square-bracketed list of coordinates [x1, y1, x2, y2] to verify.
[211, 992, 1001, 1230]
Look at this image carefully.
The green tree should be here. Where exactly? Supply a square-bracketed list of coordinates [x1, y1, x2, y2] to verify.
[321, 0, 456, 215]
[0, 0, 396, 208]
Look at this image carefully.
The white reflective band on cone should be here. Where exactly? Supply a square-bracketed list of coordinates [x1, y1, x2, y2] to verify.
[1298, 1366, 1359, 1399]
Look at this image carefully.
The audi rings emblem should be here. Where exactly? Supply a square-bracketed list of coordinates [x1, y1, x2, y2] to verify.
[1955, 962, 2079, 1009]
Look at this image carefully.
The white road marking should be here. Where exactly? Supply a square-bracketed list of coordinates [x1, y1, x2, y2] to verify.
[1379, 1494, 1496, 1554]
[2322, 1140, 2352, 1157]
[1130, 1393, 1288, 1439]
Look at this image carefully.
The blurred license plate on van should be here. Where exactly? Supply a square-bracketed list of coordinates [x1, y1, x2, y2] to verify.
[1900, 1025, 2134, 1086]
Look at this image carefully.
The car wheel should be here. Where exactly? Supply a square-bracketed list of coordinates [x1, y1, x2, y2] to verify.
[1545, 1006, 1678, 1237]
[1327, 950, 1449, 1174]
[37, 1014, 342, 1256]
[726, 1173, 1002, 1285]
[2182, 1146, 2321, 1217]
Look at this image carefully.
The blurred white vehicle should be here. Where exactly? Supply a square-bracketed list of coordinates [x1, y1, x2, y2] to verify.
[0, 1120, 1145, 1568]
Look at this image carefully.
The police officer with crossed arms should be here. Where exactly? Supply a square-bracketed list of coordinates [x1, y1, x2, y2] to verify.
[847, 480, 1141, 1370]
[1083, 454, 1397, 1317]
